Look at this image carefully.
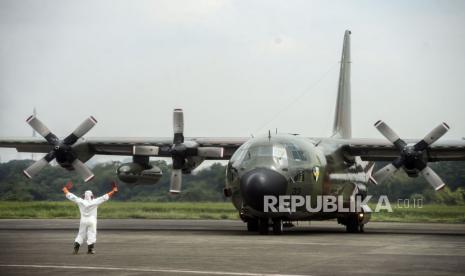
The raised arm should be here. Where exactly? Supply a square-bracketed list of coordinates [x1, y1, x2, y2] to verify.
[92, 182, 119, 206]
[62, 181, 82, 204]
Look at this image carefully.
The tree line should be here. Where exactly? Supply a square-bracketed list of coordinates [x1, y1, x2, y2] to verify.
[0, 160, 227, 202]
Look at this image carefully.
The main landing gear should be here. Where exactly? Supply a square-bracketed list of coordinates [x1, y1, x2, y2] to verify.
[345, 214, 365, 233]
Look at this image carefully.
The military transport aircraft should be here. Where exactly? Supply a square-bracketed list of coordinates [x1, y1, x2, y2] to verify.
[1, 30, 464, 234]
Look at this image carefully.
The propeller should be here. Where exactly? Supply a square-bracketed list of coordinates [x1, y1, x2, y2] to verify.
[23, 115, 97, 182]
[170, 109, 185, 194]
[133, 109, 224, 193]
[373, 120, 449, 191]
[168, 109, 224, 194]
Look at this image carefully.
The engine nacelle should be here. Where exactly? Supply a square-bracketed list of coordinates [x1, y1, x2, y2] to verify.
[117, 162, 162, 185]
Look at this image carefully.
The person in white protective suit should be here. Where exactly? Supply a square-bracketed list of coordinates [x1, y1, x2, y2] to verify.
[62, 181, 118, 254]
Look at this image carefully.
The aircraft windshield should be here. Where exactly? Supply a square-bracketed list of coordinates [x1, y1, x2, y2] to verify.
[283, 143, 308, 161]
[245, 145, 287, 160]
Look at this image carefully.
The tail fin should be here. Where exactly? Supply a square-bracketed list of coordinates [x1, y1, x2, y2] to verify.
[332, 30, 352, 138]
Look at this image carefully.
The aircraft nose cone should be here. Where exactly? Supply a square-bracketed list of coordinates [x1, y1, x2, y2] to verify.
[240, 168, 288, 211]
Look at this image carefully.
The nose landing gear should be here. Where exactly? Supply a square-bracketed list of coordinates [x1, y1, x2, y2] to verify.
[272, 219, 283, 235]
[246, 219, 258, 232]
[258, 218, 269, 235]
[246, 217, 283, 235]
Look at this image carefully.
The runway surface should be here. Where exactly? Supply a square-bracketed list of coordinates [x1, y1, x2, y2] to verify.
[1, 219, 465, 276]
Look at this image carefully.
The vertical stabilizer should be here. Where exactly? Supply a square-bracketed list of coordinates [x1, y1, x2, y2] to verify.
[332, 30, 352, 138]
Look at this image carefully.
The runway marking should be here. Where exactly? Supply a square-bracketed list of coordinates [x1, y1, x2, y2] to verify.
[0, 264, 310, 276]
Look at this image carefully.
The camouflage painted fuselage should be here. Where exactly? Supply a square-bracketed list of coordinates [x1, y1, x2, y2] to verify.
[225, 134, 370, 223]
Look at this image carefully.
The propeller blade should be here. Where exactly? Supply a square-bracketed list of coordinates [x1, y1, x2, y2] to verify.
[197, 147, 224, 158]
[373, 163, 399, 184]
[414, 122, 450, 151]
[170, 169, 182, 194]
[63, 116, 97, 145]
[71, 159, 95, 182]
[23, 153, 54, 178]
[173, 109, 184, 144]
[26, 115, 59, 144]
[419, 166, 446, 191]
[374, 120, 406, 149]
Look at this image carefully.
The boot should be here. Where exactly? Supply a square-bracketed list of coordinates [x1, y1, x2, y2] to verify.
[87, 244, 95, 254]
[73, 242, 80, 254]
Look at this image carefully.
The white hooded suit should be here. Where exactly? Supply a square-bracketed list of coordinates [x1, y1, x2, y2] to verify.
[66, 190, 109, 245]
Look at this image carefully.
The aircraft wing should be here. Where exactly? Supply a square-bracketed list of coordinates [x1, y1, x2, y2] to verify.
[0, 110, 250, 187]
[0, 138, 53, 153]
[335, 138, 465, 162]
[3, 136, 464, 161]
[0, 137, 248, 160]
[86, 137, 247, 159]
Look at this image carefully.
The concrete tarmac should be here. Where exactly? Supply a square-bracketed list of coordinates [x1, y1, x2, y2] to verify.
[0, 219, 465, 276]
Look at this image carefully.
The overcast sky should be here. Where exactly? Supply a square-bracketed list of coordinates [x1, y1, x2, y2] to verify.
[1, 0, 465, 162]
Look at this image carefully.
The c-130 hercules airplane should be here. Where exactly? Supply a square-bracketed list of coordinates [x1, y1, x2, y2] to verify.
[1, 30, 464, 234]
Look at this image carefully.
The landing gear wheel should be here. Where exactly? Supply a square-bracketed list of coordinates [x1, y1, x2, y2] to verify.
[258, 218, 269, 235]
[346, 216, 360, 233]
[346, 222, 358, 233]
[247, 219, 258, 232]
[272, 219, 283, 235]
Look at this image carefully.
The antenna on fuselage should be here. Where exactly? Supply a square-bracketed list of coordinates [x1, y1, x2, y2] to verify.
[268, 130, 271, 141]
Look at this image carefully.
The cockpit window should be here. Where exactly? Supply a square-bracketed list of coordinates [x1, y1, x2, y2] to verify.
[283, 143, 308, 161]
[244, 145, 287, 161]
